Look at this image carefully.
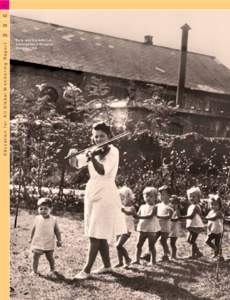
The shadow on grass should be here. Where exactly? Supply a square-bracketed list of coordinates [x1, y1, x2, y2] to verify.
[157, 260, 213, 277]
[108, 272, 210, 300]
[39, 272, 99, 290]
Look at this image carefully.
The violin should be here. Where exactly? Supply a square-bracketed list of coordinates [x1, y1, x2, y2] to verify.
[65, 131, 131, 160]
[88, 144, 110, 160]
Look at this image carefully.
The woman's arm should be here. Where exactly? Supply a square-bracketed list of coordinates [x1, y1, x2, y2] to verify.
[90, 155, 105, 175]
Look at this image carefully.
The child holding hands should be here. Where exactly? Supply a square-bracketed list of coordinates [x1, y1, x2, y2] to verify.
[29, 198, 62, 276]
[156, 185, 173, 262]
[205, 195, 224, 259]
[169, 195, 181, 259]
[181, 187, 204, 259]
[132, 187, 160, 266]
[115, 186, 136, 268]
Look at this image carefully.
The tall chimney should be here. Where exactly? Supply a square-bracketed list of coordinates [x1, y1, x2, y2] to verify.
[176, 24, 191, 107]
[144, 35, 153, 45]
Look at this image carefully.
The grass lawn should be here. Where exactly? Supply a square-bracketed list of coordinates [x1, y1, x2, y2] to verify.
[10, 210, 230, 300]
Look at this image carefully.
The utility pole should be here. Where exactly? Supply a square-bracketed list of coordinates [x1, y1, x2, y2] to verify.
[176, 24, 191, 107]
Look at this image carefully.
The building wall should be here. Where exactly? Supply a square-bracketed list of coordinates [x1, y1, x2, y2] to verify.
[11, 61, 230, 137]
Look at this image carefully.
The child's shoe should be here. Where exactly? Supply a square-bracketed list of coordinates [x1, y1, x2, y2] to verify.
[147, 261, 156, 267]
[47, 271, 57, 278]
[140, 253, 151, 262]
[195, 251, 203, 258]
[123, 258, 132, 269]
[92, 267, 113, 274]
[160, 255, 170, 262]
[131, 260, 141, 265]
[113, 263, 123, 268]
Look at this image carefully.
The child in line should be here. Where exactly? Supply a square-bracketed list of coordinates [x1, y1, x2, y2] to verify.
[169, 195, 181, 260]
[29, 198, 62, 276]
[132, 187, 160, 266]
[115, 186, 136, 268]
[205, 195, 224, 259]
[181, 187, 204, 259]
[156, 185, 173, 262]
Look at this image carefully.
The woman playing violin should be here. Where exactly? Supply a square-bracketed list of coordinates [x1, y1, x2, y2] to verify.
[68, 121, 126, 279]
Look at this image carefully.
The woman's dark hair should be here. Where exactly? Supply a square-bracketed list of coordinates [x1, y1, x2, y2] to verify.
[92, 121, 113, 138]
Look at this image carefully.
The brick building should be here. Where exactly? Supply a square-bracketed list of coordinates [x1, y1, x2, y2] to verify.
[10, 16, 230, 137]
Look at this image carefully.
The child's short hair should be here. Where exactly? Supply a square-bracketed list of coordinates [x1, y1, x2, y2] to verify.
[187, 187, 201, 199]
[170, 195, 180, 205]
[143, 186, 158, 197]
[209, 194, 222, 209]
[119, 186, 135, 202]
[158, 185, 171, 194]
[37, 197, 52, 208]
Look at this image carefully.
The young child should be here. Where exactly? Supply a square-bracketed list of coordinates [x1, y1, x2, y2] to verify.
[132, 187, 160, 266]
[205, 195, 224, 259]
[181, 187, 204, 259]
[156, 185, 173, 262]
[115, 186, 136, 268]
[29, 198, 62, 276]
[169, 195, 181, 260]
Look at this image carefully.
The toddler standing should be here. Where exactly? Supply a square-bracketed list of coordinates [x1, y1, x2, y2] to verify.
[181, 187, 204, 259]
[29, 198, 62, 276]
[132, 187, 160, 266]
[115, 186, 136, 268]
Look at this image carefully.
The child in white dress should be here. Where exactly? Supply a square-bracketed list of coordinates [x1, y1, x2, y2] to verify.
[30, 198, 62, 276]
[181, 187, 204, 259]
[169, 195, 181, 259]
[156, 185, 173, 262]
[114, 186, 136, 268]
[205, 195, 224, 259]
[132, 187, 160, 266]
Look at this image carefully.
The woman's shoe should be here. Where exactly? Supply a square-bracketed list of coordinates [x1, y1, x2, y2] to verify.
[74, 271, 91, 280]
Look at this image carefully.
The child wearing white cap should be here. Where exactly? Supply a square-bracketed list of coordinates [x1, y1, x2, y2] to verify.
[181, 187, 204, 259]
[29, 198, 62, 276]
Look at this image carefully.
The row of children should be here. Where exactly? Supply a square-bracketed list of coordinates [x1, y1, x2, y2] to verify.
[28, 185, 225, 276]
[115, 185, 224, 268]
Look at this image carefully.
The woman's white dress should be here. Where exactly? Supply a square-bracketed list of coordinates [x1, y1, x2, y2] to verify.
[84, 145, 126, 241]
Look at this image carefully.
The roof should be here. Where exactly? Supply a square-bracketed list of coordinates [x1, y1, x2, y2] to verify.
[10, 15, 230, 95]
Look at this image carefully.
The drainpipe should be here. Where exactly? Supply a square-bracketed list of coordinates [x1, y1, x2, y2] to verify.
[176, 23, 191, 107]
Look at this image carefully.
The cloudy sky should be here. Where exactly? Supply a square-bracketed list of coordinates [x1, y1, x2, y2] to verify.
[11, 10, 230, 68]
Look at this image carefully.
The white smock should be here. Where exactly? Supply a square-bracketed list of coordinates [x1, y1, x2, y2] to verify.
[186, 204, 204, 229]
[84, 145, 126, 241]
[206, 210, 223, 234]
[137, 204, 160, 233]
[31, 215, 56, 251]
